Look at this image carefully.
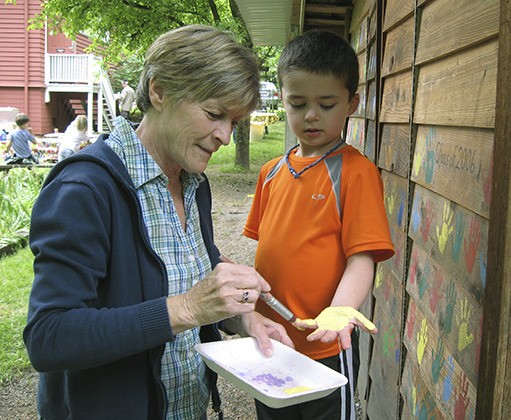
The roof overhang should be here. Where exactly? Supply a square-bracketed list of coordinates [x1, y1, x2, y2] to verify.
[234, 0, 302, 46]
[234, 0, 354, 46]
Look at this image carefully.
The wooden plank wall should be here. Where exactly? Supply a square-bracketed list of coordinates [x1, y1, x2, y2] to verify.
[346, 0, 499, 418]
[346, 1, 378, 417]
[401, 0, 498, 417]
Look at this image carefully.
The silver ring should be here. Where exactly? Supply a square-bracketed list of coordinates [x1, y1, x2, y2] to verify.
[242, 290, 249, 303]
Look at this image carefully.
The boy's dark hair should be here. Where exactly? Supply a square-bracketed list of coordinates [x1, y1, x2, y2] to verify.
[277, 30, 359, 99]
[15, 113, 30, 127]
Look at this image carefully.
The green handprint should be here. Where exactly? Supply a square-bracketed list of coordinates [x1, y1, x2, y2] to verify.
[431, 340, 445, 384]
[436, 202, 454, 254]
[383, 325, 396, 359]
[417, 318, 428, 364]
[457, 298, 474, 352]
[441, 280, 457, 334]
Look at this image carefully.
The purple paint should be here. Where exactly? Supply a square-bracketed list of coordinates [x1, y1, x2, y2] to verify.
[251, 373, 293, 387]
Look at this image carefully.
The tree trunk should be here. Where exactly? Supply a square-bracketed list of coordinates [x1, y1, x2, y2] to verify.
[235, 118, 250, 170]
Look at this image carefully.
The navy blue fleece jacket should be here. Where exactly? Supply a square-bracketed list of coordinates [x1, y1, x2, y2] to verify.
[24, 138, 222, 419]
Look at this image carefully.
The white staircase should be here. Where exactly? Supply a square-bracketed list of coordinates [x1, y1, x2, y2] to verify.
[45, 54, 119, 134]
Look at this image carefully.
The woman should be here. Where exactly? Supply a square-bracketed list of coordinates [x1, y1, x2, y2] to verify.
[24, 25, 292, 420]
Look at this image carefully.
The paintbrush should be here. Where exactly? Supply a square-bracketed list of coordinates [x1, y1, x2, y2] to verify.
[260, 292, 297, 323]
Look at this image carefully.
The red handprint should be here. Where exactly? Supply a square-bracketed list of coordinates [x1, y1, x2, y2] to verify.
[429, 269, 444, 313]
[407, 302, 416, 340]
[409, 247, 418, 285]
[420, 198, 433, 242]
[454, 372, 470, 420]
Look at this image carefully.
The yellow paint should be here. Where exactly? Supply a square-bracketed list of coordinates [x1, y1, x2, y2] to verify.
[417, 318, 428, 364]
[301, 307, 377, 332]
[284, 386, 312, 395]
[436, 203, 454, 254]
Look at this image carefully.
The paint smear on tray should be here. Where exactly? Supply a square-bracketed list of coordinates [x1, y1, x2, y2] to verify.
[244, 372, 313, 395]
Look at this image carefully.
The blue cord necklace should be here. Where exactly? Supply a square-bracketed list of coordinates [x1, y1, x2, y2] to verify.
[285, 140, 345, 179]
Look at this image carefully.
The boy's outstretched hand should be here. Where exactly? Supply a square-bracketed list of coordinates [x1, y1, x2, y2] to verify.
[296, 306, 378, 350]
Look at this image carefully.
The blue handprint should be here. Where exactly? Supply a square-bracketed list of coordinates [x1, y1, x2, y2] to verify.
[411, 193, 421, 233]
[480, 251, 487, 289]
[452, 212, 465, 262]
[443, 355, 455, 402]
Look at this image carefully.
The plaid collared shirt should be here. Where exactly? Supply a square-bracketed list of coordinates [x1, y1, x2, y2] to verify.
[105, 117, 211, 419]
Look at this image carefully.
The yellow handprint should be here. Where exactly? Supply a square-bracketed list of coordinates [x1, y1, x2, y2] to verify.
[457, 299, 474, 352]
[375, 265, 384, 289]
[413, 145, 425, 178]
[386, 181, 396, 215]
[412, 386, 418, 415]
[436, 203, 454, 254]
[417, 318, 428, 364]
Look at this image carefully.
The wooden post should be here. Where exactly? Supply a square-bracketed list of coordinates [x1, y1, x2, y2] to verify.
[476, 0, 511, 418]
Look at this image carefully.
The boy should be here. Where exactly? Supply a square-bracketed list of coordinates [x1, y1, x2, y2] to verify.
[5, 113, 38, 163]
[243, 30, 395, 419]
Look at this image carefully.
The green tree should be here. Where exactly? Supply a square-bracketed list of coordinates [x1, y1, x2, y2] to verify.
[8, 0, 272, 169]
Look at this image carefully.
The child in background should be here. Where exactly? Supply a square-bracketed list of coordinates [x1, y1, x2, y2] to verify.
[58, 115, 88, 161]
[244, 30, 395, 420]
[5, 113, 38, 163]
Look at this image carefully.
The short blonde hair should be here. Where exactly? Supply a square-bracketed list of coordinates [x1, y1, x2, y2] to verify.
[136, 25, 260, 116]
[75, 115, 87, 132]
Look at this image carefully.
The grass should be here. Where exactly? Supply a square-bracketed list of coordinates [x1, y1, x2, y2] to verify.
[208, 119, 286, 173]
[0, 247, 35, 383]
[0, 126, 287, 384]
[0, 167, 50, 248]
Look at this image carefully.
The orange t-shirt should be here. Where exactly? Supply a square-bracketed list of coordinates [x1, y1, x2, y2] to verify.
[243, 145, 394, 360]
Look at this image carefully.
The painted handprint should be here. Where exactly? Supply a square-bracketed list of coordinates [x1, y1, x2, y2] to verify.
[375, 264, 384, 289]
[417, 318, 428, 364]
[412, 385, 419, 416]
[440, 280, 457, 334]
[418, 260, 431, 300]
[423, 128, 436, 184]
[457, 298, 474, 352]
[411, 193, 421, 234]
[398, 190, 405, 227]
[429, 269, 444, 313]
[431, 339, 445, 384]
[407, 302, 416, 340]
[420, 198, 433, 242]
[452, 212, 465, 262]
[386, 181, 396, 216]
[454, 372, 470, 420]
[419, 392, 436, 420]
[443, 355, 455, 402]
[383, 324, 395, 359]
[436, 202, 454, 254]
[384, 279, 391, 302]
[409, 247, 419, 285]
[413, 142, 425, 178]
[464, 217, 481, 274]
[479, 251, 487, 289]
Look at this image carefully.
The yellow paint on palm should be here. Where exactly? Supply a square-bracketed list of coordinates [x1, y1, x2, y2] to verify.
[301, 306, 376, 332]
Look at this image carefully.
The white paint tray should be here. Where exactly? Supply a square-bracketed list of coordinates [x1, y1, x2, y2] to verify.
[195, 337, 347, 408]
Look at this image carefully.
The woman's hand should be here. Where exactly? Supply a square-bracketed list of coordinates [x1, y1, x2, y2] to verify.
[166, 262, 270, 334]
[235, 312, 294, 357]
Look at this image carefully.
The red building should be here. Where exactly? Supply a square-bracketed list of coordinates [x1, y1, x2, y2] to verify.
[0, 0, 116, 135]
